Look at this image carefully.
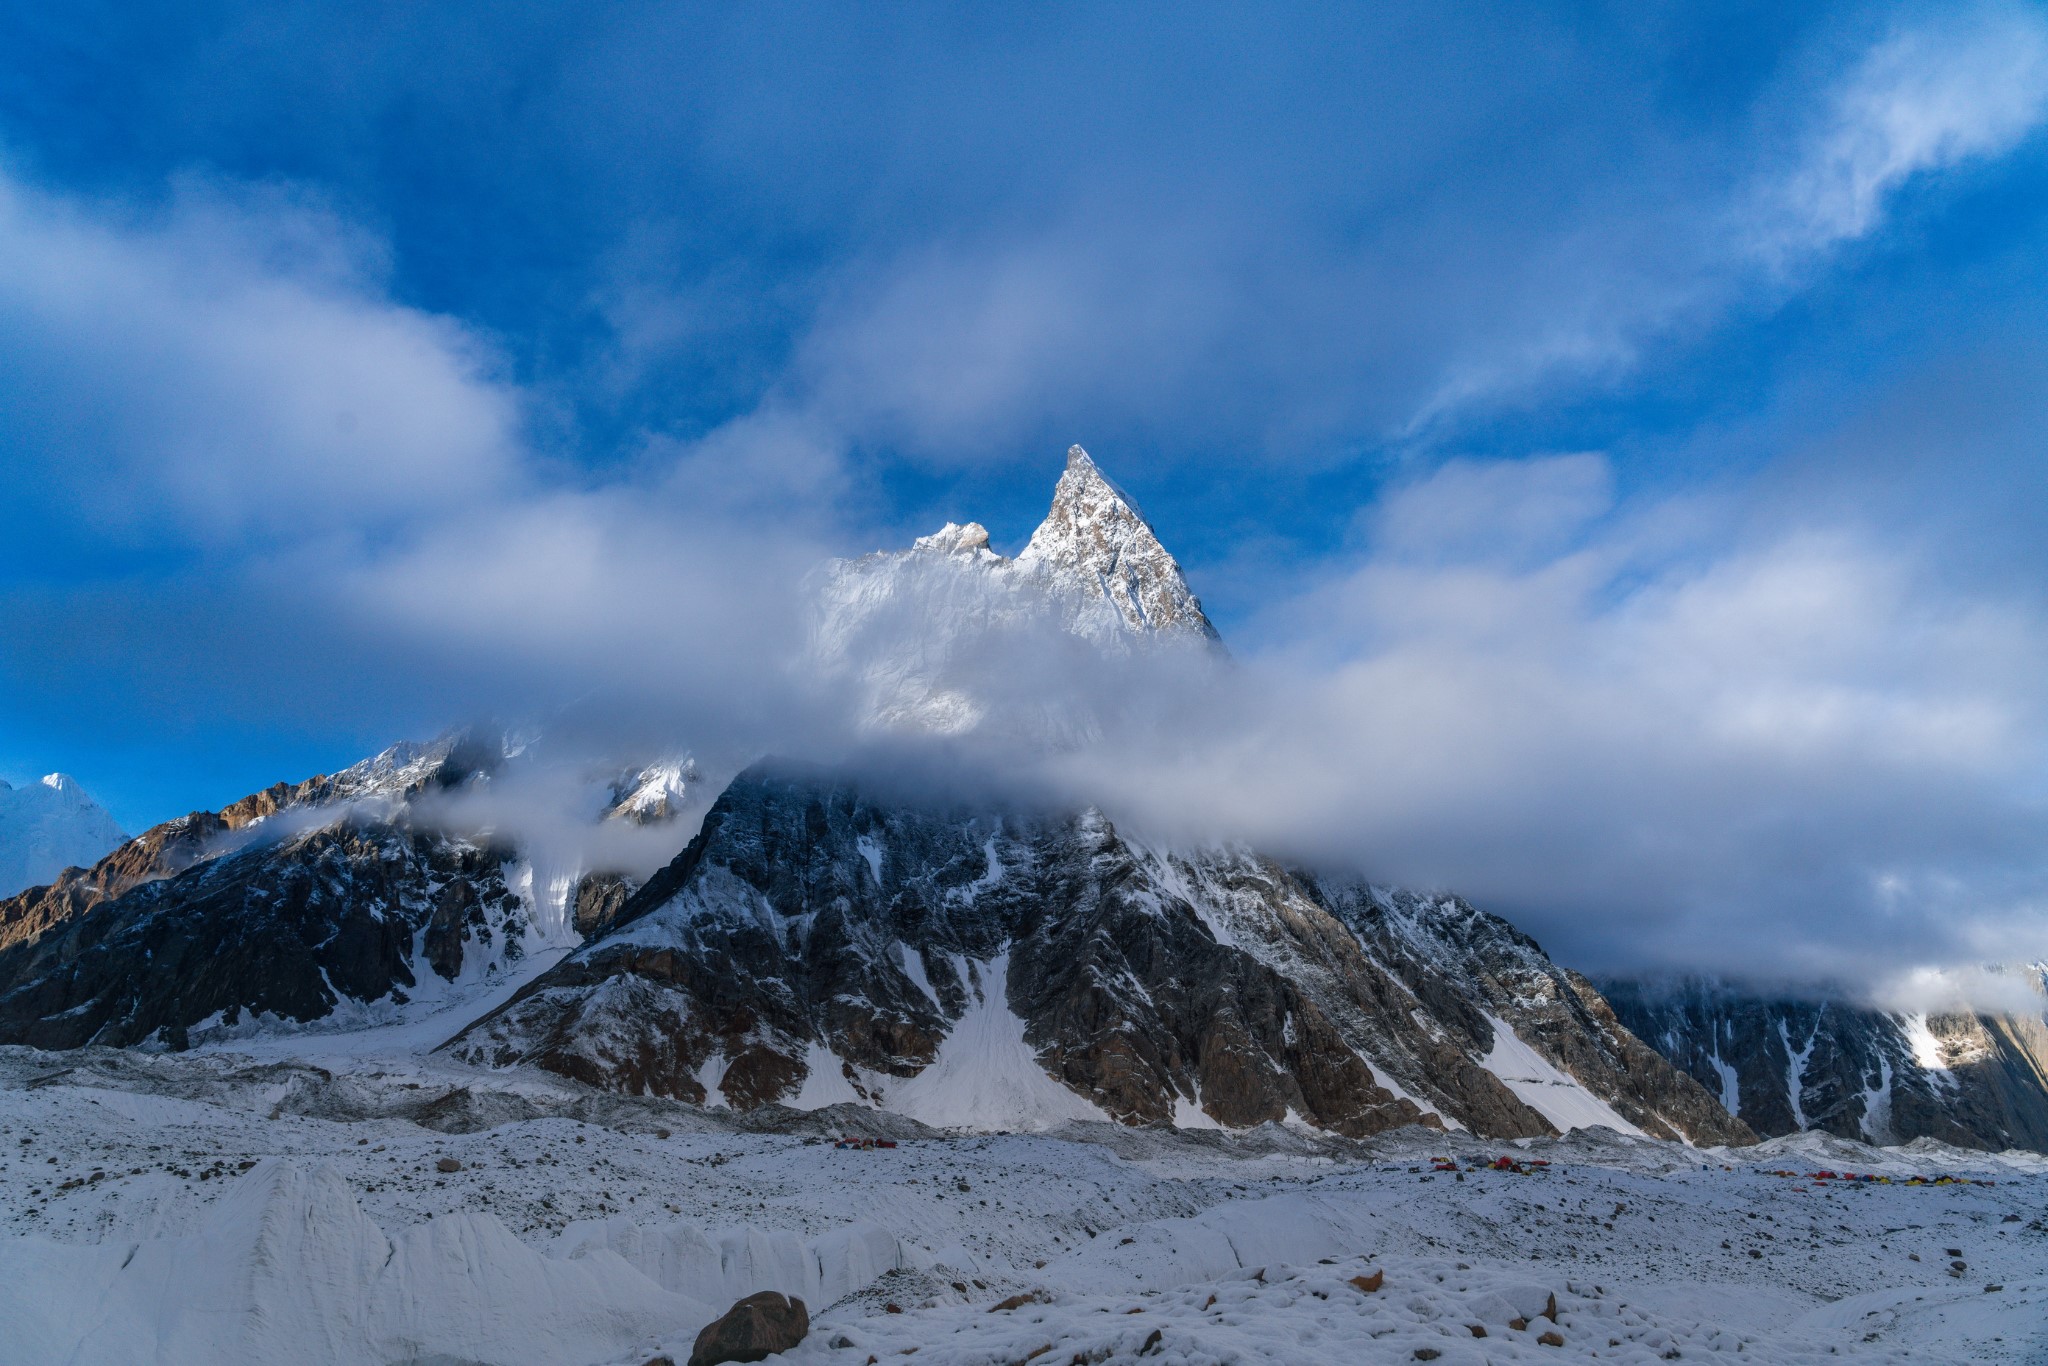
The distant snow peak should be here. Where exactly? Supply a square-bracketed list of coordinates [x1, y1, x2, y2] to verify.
[0, 770, 128, 899]
[606, 756, 698, 825]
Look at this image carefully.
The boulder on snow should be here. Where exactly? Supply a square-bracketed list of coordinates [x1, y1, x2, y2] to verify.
[688, 1291, 808, 1366]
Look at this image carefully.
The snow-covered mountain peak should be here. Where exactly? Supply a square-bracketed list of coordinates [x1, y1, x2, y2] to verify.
[0, 771, 128, 898]
[1016, 444, 1219, 644]
[810, 446, 1223, 740]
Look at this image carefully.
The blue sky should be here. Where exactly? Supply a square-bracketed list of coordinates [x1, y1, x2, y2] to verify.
[2, 2, 2046, 981]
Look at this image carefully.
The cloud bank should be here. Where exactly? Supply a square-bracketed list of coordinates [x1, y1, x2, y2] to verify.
[1, 5, 2045, 997]
[1045, 455, 2048, 987]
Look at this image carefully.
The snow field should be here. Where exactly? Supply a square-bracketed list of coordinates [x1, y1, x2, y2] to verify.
[736, 1257, 1914, 1366]
[1, 1047, 2043, 1365]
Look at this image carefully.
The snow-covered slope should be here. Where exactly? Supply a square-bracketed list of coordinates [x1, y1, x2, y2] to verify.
[1603, 972, 2048, 1153]
[0, 773, 126, 899]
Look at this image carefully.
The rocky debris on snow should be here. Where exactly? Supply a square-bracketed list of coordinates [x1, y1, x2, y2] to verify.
[6, 1050, 2047, 1364]
[689, 1290, 809, 1366]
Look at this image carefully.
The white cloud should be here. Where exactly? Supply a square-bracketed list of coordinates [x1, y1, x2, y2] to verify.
[0, 172, 521, 544]
[4, 151, 2044, 993]
[1360, 452, 1615, 570]
[1411, 4, 2048, 431]
[792, 224, 1234, 459]
[1870, 962, 2048, 1016]
[1042, 455, 2048, 982]
[1767, 3, 2048, 258]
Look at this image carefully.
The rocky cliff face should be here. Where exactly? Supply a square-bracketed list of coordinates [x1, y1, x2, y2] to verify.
[1015, 446, 1221, 645]
[449, 763, 1749, 1144]
[1601, 973, 2048, 1153]
[0, 817, 536, 1049]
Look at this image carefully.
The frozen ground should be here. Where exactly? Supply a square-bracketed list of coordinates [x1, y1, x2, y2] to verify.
[1, 1046, 2043, 1365]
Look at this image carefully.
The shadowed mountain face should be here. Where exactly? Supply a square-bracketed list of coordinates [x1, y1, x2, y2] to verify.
[447, 762, 1751, 1144]
[0, 735, 583, 1050]
[1602, 975, 2048, 1153]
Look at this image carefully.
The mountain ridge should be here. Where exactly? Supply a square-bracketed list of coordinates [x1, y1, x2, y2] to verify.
[1602, 971, 2048, 1153]
[6, 444, 2039, 1151]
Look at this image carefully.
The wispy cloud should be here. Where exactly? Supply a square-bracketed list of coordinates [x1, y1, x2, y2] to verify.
[1044, 455, 2048, 983]
[1762, 3, 2048, 260]
[1410, 3, 2048, 432]
[0, 174, 521, 547]
[3, 6, 2046, 991]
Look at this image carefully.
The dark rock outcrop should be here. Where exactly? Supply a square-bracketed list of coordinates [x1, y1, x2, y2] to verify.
[0, 815, 533, 1049]
[688, 1291, 808, 1366]
[0, 731, 577, 1051]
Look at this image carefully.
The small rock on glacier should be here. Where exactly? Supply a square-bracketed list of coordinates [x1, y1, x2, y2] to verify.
[688, 1291, 809, 1366]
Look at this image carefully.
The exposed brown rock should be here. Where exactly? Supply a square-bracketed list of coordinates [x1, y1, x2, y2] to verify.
[573, 873, 638, 938]
[446, 763, 1761, 1145]
[687, 1291, 807, 1366]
